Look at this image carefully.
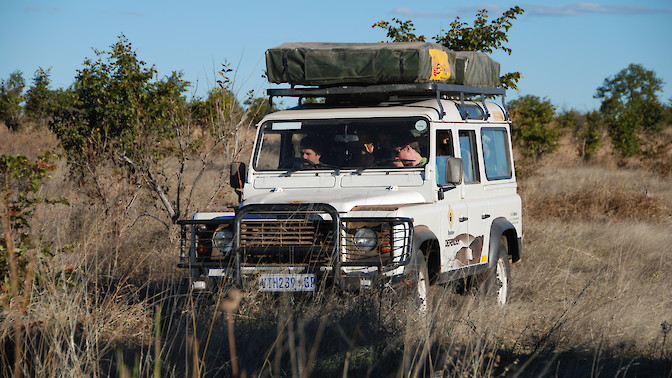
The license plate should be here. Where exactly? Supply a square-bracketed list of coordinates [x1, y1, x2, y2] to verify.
[208, 269, 227, 277]
[258, 274, 316, 292]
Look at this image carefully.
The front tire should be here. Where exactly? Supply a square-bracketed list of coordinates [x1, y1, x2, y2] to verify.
[405, 251, 431, 317]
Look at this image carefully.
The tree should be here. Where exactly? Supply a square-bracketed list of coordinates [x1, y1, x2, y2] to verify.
[595, 64, 666, 157]
[580, 111, 603, 161]
[49, 35, 191, 221]
[0, 153, 59, 377]
[508, 95, 558, 161]
[555, 109, 581, 131]
[24, 67, 54, 126]
[371, 18, 426, 43]
[49, 36, 256, 223]
[0, 71, 25, 131]
[556, 109, 603, 161]
[244, 94, 283, 125]
[372, 7, 525, 89]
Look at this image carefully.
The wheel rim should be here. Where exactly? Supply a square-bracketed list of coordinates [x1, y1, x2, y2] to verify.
[495, 259, 509, 305]
[417, 269, 429, 314]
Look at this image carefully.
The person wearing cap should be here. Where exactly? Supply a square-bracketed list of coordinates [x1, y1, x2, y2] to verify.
[392, 139, 427, 167]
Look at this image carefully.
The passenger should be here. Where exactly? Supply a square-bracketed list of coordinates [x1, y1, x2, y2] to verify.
[392, 138, 427, 167]
[300, 136, 323, 165]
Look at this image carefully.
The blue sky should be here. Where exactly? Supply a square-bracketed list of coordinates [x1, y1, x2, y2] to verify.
[1, 0, 671, 112]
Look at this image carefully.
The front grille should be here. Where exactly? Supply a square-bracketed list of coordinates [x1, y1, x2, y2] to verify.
[235, 204, 340, 265]
[240, 219, 320, 247]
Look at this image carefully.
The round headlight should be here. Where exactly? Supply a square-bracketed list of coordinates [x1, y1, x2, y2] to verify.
[212, 228, 234, 253]
[353, 228, 377, 252]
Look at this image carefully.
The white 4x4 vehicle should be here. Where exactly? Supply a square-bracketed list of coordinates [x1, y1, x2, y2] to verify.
[178, 83, 522, 309]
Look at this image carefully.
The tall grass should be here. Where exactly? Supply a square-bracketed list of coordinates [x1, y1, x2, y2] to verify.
[1, 122, 671, 376]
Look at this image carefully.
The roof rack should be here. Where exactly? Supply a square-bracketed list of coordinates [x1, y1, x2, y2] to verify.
[266, 83, 506, 119]
[268, 83, 504, 98]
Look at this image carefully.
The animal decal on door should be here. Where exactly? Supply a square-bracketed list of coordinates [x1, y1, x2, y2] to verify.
[447, 234, 485, 268]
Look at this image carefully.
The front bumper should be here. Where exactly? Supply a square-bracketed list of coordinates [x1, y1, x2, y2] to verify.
[178, 203, 414, 289]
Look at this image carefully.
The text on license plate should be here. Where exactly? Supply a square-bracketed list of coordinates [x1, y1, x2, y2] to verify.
[258, 274, 316, 292]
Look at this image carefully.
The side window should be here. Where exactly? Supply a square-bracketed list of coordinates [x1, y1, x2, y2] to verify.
[435, 130, 454, 185]
[458, 130, 480, 183]
[481, 128, 512, 180]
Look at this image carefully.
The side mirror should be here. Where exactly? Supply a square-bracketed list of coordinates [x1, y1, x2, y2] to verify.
[446, 157, 463, 185]
[230, 162, 247, 189]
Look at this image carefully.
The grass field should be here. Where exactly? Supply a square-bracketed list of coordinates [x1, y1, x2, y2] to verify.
[1, 121, 671, 377]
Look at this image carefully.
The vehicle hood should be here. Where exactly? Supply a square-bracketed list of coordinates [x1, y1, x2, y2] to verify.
[241, 189, 426, 213]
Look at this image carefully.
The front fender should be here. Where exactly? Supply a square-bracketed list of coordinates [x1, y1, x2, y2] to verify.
[412, 225, 437, 254]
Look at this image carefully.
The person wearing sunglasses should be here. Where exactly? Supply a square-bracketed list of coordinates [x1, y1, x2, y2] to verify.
[392, 139, 427, 167]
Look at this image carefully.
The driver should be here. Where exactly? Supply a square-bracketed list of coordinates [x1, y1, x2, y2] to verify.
[300, 136, 323, 165]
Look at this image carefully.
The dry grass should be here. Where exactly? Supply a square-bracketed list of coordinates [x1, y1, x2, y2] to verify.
[521, 165, 672, 223]
[1, 122, 672, 376]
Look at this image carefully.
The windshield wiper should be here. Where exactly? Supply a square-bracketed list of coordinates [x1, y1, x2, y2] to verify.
[283, 162, 340, 176]
[354, 159, 412, 175]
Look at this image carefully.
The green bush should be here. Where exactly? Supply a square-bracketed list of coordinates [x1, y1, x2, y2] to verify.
[508, 95, 559, 161]
[595, 64, 666, 157]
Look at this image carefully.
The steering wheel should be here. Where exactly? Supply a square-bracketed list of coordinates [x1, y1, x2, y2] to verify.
[279, 157, 318, 170]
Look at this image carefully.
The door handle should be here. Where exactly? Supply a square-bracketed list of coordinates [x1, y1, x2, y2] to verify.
[482, 214, 491, 219]
[459, 217, 468, 222]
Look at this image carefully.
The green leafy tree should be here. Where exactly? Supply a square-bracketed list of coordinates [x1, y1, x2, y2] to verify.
[244, 94, 283, 125]
[24, 67, 54, 127]
[371, 18, 427, 43]
[0, 71, 25, 131]
[49, 35, 191, 221]
[508, 95, 559, 161]
[192, 87, 243, 130]
[49, 37, 256, 222]
[556, 109, 603, 160]
[0, 152, 60, 376]
[556, 109, 581, 130]
[595, 64, 666, 157]
[190, 62, 257, 173]
[372, 7, 525, 89]
[1, 153, 57, 298]
[579, 111, 603, 161]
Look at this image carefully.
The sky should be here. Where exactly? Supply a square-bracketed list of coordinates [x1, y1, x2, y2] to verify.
[1, 0, 671, 112]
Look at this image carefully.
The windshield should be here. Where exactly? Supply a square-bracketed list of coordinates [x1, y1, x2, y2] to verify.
[254, 117, 429, 170]
[254, 117, 430, 171]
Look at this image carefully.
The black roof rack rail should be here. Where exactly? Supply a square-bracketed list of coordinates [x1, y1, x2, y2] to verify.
[266, 83, 506, 118]
[267, 83, 505, 98]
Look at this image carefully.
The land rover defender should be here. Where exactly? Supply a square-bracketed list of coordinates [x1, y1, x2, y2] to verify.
[177, 43, 523, 310]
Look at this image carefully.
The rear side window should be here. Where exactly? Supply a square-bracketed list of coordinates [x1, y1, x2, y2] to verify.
[481, 128, 512, 180]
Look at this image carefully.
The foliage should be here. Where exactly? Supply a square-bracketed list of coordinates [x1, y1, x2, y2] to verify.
[50, 35, 189, 173]
[580, 111, 603, 161]
[0, 153, 57, 299]
[508, 95, 559, 161]
[192, 87, 243, 130]
[433, 7, 524, 55]
[46, 37, 258, 222]
[371, 18, 426, 43]
[48, 35, 191, 220]
[595, 64, 666, 157]
[0, 71, 26, 131]
[24, 67, 54, 126]
[244, 95, 283, 125]
[556, 109, 603, 161]
[372, 7, 525, 90]
[555, 109, 581, 130]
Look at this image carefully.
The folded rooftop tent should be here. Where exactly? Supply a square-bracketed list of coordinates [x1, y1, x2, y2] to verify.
[266, 42, 500, 88]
